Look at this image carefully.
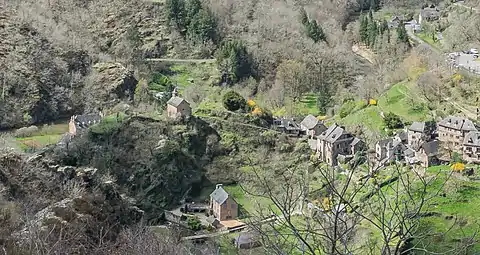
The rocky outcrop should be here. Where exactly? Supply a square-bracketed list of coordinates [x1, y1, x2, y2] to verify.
[0, 0, 176, 129]
[82, 62, 137, 113]
[0, 10, 80, 129]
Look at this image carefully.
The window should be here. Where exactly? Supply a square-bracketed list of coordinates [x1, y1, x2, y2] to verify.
[231, 203, 236, 209]
[223, 203, 227, 209]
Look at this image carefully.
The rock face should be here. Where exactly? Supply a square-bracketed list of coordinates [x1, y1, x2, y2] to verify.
[0, 150, 143, 251]
[0, 0, 176, 129]
[0, 10, 81, 129]
[83, 62, 137, 113]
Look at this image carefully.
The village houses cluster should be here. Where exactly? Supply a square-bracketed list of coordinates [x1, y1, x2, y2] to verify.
[274, 114, 480, 168]
[274, 115, 365, 166]
[376, 115, 480, 168]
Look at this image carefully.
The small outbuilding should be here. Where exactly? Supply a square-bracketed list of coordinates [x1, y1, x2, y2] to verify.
[166, 88, 191, 119]
[233, 232, 262, 249]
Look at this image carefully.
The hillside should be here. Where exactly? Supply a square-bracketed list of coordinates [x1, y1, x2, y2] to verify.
[3, 0, 480, 254]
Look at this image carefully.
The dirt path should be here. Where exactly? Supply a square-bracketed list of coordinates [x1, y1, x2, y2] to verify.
[453, 1, 480, 13]
[352, 44, 375, 64]
[145, 58, 216, 64]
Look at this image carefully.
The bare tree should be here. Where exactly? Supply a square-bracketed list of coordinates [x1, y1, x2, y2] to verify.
[240, 153, 469, 254]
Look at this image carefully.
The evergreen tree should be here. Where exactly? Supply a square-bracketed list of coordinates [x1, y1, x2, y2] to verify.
[187, 8, 217, 43]
[185, 0, 202, 27]
[308, 20, 326, 43]
[216, 40, 253, 84]
[359, 15, 369, 44]
[299, 8, 309, 26]
[317, 84, 333, 115]
[367, 19, 378, 47]
[166, 0, 186, 28]
[386, 27, 391, 44]
[379, 19, 388, 35]
[369, 0, 380, 11]
[368, 9, 373, 21]
[396, 22, 410, 46]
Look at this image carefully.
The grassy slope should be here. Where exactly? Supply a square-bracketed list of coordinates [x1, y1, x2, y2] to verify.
[271, 93, 322, 117]
[418, 166, 480, 253]
[15, 123, 68, 151]
[336, 81, 429, 139]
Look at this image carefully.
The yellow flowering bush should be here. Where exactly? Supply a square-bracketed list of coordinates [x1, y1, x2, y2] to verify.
[451, 162, 465, 172]
[247, 99, 256, 108]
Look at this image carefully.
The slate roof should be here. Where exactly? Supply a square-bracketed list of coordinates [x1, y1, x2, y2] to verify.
[300, 114, 319, 130]
[438, 116, 477, 132]
[420, 140, 439, 156]
[74, 114, 102, 129]
[167, 96, 188, 107]
[421, 8, 440, 19]
[404, 147, 415, 157]
[318, 124, 355, 143]
[409, 122, 426, 133]
[396, 131, 408, 142]
[274, 118, 301, 131]
[377, 138, 393, 148]
[464, 131, 480, 146]
[351, 137, 362, 146]
[210, 186, 229, 205]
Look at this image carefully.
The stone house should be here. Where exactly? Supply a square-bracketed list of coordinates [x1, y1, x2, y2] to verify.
[300, 114, 327, 138]
[416, 140, 440, 167]
[463, 131, 480, 163]
[210, 184, 238, 221]
[273, 117, 302, 136]
[407, 121, 427, 150]
[315, 124, 364, 166]
[419, 5, 440, 24]
[166, 88, 191, 119]
[68, 113, 103, 137]
[375, 138, 404, 163]
[437, 116, 477, 151]
[388, 15, 405, 28]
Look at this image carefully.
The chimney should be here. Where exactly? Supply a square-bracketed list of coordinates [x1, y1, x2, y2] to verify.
[216, 184, 223, 189]
[172, 86, 179, 97]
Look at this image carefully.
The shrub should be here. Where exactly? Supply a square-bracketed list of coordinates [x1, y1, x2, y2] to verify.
[452, 152, 463, 163]
[187, 216, 202, 231]
[14, 126, 39, 138]
[383, 112, 403, 129]
[223, 90, 246, 111]
[339, 100, 356, 118]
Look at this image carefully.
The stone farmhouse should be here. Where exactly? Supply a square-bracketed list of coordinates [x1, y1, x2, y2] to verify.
[407, 121, 427, 150]
[375, 115, 480, 167]
[68, 113, 103, 137]
[209, 184, 238, 221]
[376, 121, 439, 167]
[300, 114, 327, 139]
[272, 117, 302, 136]
[419, 5, 440, 24]
[312, 123, 364, 166]
[375, 137, 405, 164]
[437, 116, 477, 151]
[463, 131, 480, 163]
[166, 88, 191, 119]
